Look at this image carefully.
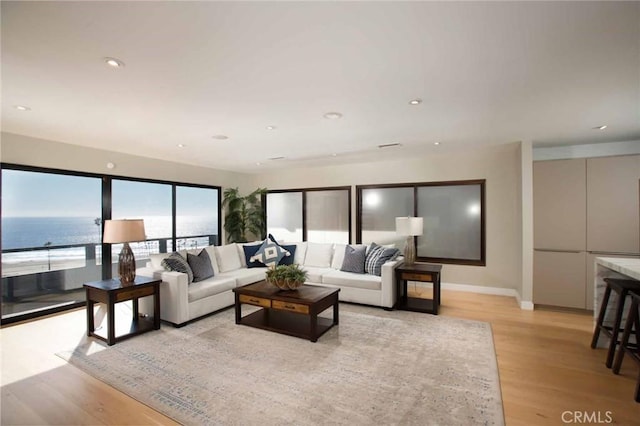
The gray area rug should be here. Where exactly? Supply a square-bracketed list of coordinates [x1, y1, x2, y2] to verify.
[58, 304, 504, 425]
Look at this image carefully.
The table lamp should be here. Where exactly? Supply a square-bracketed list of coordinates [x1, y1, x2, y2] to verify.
[103, 219, 146, 283]
[395, 217, 423, 265]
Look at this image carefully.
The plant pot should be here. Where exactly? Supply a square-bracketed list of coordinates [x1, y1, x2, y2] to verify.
[267, 278, 304, 290]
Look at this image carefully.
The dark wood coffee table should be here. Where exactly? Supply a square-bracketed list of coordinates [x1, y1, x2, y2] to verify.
[233, 281, 340, 342]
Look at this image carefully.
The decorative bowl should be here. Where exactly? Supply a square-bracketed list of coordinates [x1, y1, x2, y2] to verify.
[267, 278, 304, 290]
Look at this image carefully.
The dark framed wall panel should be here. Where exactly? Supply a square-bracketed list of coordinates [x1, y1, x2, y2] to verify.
[356, 180, 486, 266]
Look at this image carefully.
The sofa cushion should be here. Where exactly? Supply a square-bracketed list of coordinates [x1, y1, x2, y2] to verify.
[321, 270, 382, 291]
[203, 246, 220, 275]
[341, 245, 367, 274]
[250, 238, 290, 268]
[218, 267, 268, 286]
[148, 252, 169, 269]
[161, 252, 194, 284]
[188, 276, 236, 302]
[237, 241, 262, 268]
[284, 242, 307, 265]
[214, 244, 242, 272]
[187, 249, 215, 282]
[304, 242, 333, 268]
[365, 243, 401, 276]
[242, 243, 265, 268]
[331, 244, 346, 269]
[301, 266, 333, 283]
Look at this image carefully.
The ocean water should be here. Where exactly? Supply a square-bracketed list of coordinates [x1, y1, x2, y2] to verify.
[1, 216, 218, 267]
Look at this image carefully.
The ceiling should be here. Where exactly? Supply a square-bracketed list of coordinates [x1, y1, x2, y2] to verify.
[2, 1, 639, 173]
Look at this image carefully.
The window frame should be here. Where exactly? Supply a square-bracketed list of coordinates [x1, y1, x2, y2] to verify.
[0, 162, 222, 325]
[265, 186, 352, 243]
[356, 179, 486, 266]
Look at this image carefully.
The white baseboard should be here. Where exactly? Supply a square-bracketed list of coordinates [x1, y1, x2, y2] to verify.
[441, 282, 534, 310]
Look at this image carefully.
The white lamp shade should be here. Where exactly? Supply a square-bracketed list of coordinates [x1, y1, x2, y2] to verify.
[103, 219, 146, 243]
[395, 217, 424, 236]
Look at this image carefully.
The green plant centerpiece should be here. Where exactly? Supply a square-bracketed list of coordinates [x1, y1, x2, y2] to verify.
[222, 187, 267, 243]
[265, 264, 308, 290]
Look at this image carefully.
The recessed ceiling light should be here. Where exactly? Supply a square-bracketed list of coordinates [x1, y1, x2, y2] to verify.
[593, 125, 607, 130]
[409, 99, 422, 105]
[434, 142, 440, 146]
[323, 112, 343, 120]
[212, 135, 229, 140]
[266, 126, 276, 130]
[177, 144, 186, 148]
[104, 57, 125, 68]
[378, 143, 402, 148]
[14, 105, 31, 111]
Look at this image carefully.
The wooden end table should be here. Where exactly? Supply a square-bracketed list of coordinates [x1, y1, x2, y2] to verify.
[84, 276, 161, 346]
[233, 280, 340, 342]
[395, 262, 442, 314]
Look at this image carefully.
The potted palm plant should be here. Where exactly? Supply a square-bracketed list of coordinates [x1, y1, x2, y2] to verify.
[222, 187, 267, 243]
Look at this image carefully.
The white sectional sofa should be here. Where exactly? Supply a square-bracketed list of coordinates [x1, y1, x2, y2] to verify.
[137, 241, 402, 326]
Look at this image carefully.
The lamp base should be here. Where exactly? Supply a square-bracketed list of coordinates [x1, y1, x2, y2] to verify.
[118, 243, 137, 284]
[404, 236, 416, 266]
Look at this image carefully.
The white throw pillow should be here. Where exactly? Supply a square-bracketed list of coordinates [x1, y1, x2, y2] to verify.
[148, 253, 168, 269]
[304, 242, 334, 268]
[203, 245, 220, 275]
[214, 244, 242, 272]
[331, 244, 346, 269]
[285, 242, 307, 265]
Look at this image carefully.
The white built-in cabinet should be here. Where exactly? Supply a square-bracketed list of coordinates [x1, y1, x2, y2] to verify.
[533, 154, 640, 309]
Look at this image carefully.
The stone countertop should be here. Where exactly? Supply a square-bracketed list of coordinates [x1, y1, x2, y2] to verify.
[595, 257, 640, 281]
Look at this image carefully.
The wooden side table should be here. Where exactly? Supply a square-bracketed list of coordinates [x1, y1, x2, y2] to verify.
[395, 262, 442, 315]
[84, 276, 161, 346]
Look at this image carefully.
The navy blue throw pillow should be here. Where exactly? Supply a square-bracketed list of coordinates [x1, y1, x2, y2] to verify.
[242, 244, 265, 268]
[279, 244, 297, 265]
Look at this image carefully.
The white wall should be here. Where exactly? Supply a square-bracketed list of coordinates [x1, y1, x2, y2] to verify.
[0, 132, 252, 190]
[250, 143, 523, 292]
[533, 140, 640, 161]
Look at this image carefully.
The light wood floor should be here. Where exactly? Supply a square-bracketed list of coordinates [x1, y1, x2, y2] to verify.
[1, 289, 639, 425]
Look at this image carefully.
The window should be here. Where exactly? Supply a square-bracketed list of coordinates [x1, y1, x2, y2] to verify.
[112, 179, 173, 272]
[360, 187, 413, 247]
[266, 192, 303, 242]
[1, 168, 102, 320]
[306, 190, 350, 244]
[1, 164, 221, 324]
[357, 180, 485, 265]
[176, 185, 220, 250]
[266, 187, 351, 244]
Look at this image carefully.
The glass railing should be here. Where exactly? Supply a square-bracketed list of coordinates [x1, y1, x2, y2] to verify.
[1, 234, 218, 320]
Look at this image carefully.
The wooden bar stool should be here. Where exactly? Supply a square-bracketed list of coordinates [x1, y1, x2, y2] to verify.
[590, 278, 640, 368]
[612, 290, 640, 402]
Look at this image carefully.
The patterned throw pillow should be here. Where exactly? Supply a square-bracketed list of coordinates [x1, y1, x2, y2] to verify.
[340, 245, 367, 274]
[364, 243, 400, 276]
[250, 238, 290, 268]
[187, 249, 214, 282]
[243, 243, 266, 268]
[161, 252, 194, 284]
[267, 234, 297, 266]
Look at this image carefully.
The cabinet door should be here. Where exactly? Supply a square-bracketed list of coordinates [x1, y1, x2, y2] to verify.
[587, 155, 640, 253]
[533, 159, 586, 250]
[534, 250, 586, 309]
